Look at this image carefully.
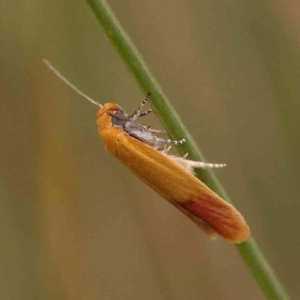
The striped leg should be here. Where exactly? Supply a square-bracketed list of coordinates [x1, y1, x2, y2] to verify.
[157, 137, 186, 145]
[190, 161, 226, 168]
[182, 153, 226, 168]
[129, 93, 151, 121]
[139, 109, 152, 117]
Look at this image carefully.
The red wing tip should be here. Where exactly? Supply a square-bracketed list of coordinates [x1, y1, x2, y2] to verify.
[179, 196, 250, 243]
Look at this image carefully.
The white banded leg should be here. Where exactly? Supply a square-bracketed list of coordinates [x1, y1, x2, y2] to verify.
[129, 93, 151, 121]
[182, 153, 225, 168]
[190, 161, 226, 168]
[157, 137, 186, 145]
[139, 109, 152, 117]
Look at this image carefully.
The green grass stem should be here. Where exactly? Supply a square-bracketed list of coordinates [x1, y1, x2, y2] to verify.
[85, 1, 290, 299]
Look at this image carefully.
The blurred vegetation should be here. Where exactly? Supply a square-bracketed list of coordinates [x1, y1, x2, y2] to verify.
[1, 0, 300, 299]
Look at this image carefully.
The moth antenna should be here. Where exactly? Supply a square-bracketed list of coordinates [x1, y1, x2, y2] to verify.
[43, 59, 102, 108]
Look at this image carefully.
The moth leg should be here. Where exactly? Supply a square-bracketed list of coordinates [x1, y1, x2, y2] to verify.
[129, 93, 151, 121]
[179, 152, 226, 168]
[139, 109, 152, 117]
[165, 137, 185, 145]
[192, 161, 227, 168]
[154, 137, 186, 148]
[146, 126, 165, 133]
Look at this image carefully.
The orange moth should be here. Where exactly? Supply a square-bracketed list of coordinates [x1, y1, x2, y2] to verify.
[44, 60, 250, 243]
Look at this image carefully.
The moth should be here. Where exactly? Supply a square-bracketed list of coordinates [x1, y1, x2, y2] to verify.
[44, 60, 250, 243]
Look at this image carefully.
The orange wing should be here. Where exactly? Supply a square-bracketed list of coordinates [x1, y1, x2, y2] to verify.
[98, 115, 249, 243]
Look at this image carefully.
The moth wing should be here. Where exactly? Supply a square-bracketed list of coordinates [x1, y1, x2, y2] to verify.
[103, 129, 249, 242]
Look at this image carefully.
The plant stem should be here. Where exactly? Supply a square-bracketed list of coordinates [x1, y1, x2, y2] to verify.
[85, 0, 290, 299]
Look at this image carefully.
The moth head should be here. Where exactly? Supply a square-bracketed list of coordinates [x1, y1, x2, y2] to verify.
[97, 103, 128, 129]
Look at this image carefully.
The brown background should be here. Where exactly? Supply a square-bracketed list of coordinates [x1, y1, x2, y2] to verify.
[1, 0, 299, 299]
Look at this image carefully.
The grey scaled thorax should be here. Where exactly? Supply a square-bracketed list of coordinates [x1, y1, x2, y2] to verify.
[109, 93, 185, 149]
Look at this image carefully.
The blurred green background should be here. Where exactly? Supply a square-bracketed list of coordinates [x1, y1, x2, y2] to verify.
[1, 0, 299, 299]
